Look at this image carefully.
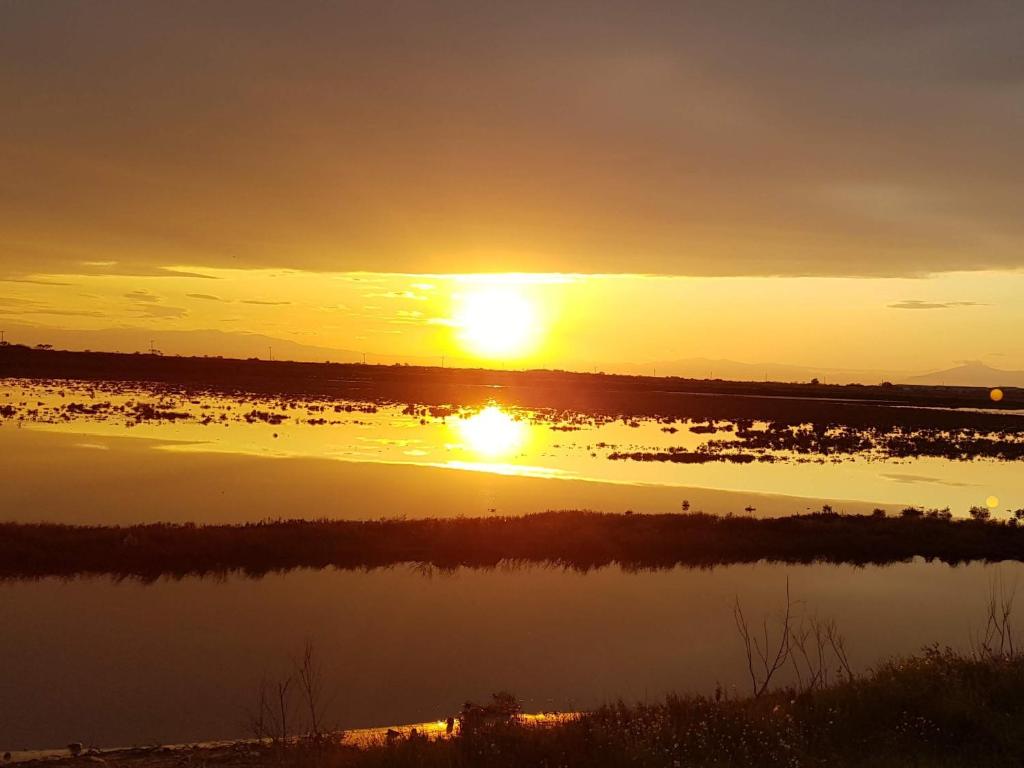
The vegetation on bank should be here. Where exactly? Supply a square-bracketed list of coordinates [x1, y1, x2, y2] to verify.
[5, 509, 1024, 580]
[17, 569, 1024, 767]
[33, 649, 1024, 768]
[250, 581, 1024, 767]
[346, 652, 1024, 767]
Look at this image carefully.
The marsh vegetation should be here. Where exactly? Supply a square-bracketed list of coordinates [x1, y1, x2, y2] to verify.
[6, 509, 1024, 581]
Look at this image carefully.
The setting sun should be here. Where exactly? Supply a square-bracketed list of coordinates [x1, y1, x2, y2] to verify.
[454, 285, 540, 360]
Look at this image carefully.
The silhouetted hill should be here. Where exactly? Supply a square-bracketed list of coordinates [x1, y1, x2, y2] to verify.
[616, 357, 901, 385]
[907, 361, 1024, 388]
[0, 324, 444, 365]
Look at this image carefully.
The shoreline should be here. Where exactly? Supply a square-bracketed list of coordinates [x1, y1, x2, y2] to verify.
[3, 345, 1020, 415]
[6, 714, 575, 764]
[4, 510, 1024, 581]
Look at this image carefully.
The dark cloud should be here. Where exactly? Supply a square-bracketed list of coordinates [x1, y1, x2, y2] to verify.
[3, 2, 1024, 277]
[242, 300, 291, 306]
[186, 293, 226, 301]
[888, 300, 987, 310]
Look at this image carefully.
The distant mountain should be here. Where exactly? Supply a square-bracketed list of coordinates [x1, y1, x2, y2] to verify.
[5, 322, 1020, 387]
[2, 325, 357, 361]
[614, 357, 903, 385]
[906, 361, 1024, 388]
[2, 323, 493, 368]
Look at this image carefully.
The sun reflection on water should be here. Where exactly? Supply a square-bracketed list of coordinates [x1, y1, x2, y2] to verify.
[453, 405, 528, 458]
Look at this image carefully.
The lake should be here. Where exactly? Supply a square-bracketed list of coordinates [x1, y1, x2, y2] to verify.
[2, 376, 1023, 750]
[2, 560, 1017, 750]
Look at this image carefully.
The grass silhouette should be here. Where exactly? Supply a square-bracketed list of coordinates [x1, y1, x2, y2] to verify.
[5, 509, 1024, 581]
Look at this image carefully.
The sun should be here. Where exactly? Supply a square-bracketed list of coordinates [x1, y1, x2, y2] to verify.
[454, 285, 539, 359]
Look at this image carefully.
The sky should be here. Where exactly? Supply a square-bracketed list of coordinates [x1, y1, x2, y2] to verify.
[2, 2, 1022, 375]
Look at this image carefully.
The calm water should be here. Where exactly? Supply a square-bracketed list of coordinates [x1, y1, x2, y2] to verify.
[1, 560, 1017, 750]
[2, 377, 1022, 519]
[3, 377, 1024, 750]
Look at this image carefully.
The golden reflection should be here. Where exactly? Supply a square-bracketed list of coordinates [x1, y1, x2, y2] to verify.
[453, 406, 528, 457]
[454, 285, 539, 359]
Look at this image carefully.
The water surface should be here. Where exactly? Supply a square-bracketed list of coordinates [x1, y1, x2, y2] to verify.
[3, 378, 1022, 519]
[0, 560, 1014, 750]
[5, 375, 1023, 751]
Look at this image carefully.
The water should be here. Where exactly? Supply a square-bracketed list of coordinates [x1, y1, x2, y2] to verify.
[2, 378, 1022, 519]
[0, 560, 1015, 750]
[4, 376, 1024, 750]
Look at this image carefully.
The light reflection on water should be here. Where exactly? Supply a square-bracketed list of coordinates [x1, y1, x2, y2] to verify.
[451, 405, 529, 458]
[1, 378, 1021, 515]
[4, 377, 1024, 751]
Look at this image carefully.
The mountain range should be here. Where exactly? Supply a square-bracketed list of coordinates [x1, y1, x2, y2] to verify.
[3, 323, 1021, 388]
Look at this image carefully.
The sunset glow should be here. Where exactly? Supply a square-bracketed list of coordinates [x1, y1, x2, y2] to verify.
[5, 3, 1024, 754]
[453, 285, 540, 360]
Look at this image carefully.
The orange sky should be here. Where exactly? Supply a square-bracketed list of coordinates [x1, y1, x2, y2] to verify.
[2, 3, 1022, 375]
[1, 267, 1020, 377]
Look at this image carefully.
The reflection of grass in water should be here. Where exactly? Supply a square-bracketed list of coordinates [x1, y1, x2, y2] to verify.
[5, 365, 1024, 466]
[284, 582, 1024, 766]
[344, 650, 1024, 767]
[75, 645, 1024, 766]
[7, 509, 1024, 581]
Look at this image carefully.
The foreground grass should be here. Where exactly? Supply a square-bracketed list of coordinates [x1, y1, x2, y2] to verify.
[348, 650, 1024, 767]
[5, 510, 1024, 580]
[38, 649, 1024, 768]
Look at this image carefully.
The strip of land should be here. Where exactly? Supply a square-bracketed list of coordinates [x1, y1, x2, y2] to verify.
[5, 510, 1024, 581]
[2, 345, 1020, 424]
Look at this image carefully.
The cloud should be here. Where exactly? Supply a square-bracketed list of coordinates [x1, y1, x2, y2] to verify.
[0, 296, 41, 307]
[241, 299, 291, 306]
[0, 277, 74, 286]
[0, 307, 107, 318]
[366, 291, 429, 301]
[388, 309, 426, 324]
[4, 4, 1024, 277]
[1, 260, 218, 281]
[124, 290, 160, 303]
[888, 300, 987, 310]
[132, 304, 188, 319]
[186, 293, 226, 301]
